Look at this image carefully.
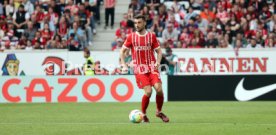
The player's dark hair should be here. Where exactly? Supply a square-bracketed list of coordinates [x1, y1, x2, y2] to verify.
[134, 14, 146, 21]
[84, 47, 90, 55]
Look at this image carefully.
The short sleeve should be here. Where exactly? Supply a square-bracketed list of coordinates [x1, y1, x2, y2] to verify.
[152, 33, 160, 50]
[25, 13, 30, 20]
[173, 56, 178, 62]
[12, 13, 16, 20]
[123, 34, 132, 49]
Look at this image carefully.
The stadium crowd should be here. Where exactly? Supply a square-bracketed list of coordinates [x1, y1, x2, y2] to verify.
[0, 0, 276, 51]
[112, 0, 276, 50]
[0, 0, 102, 51]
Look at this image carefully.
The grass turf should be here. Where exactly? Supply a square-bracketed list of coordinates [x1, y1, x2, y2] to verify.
[0, 102, 276, 135]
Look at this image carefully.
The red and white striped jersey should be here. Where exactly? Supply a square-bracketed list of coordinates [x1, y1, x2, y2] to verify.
[123, 31, 160, 74]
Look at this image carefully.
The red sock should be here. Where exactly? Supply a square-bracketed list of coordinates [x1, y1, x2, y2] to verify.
[156, 94, 164, 112]
[141, 95, 150, 114]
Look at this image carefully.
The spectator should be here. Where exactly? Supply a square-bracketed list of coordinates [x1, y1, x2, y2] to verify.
[171, 0, 185, 20]
[195, 14, 209, 35]
[65, 0, 79, 16]
[33, 5, 45, 25]
[268, 14, 276, 32]
[0, 2, 4, 15]
[47, 35, 64, 49]
[200, 3, 215, 22]
[64, 9, 74, 26]
[234, 39, 244, 49]
[13, 5, 30, 37]
[127, 8, 134, 21]
[158, 4, 168, 23]
[41, 23, 54, 44]
[162, 23, 178, 48]
[68, 21, 86, 49]
[145, 0, 160, 11]
[150, 15, 164, 37]
[32, 31, 44, 49]
[0, 15, 6, 39]
[59, 0, 66, 13]
[230, 4, 243, 22]
[129, 0, 144, 16]
[140, 5, 153, 28]
[232, 32, 247, 48]
[83, 0, 97, 34]
[265, 38, 276, 48]
[16, 34, 27, 49]
[57, 15, 69, 39]
[193, 28, 205, 47]
[95, 61, 110, 75]
[219, 39, 232, 48]
[265, 33, 275, 48]
[188, 38, 202, 48]
[255, 31, 265, 46]
[178, 27, 190, 48]
[228, 14, 240, 37]
[104, 0, 116, 29]
[85, 0, 100, 24]
[259, 4, 272, 25]
[23, 0, 34, 15]
[216, 3, 229, 24]
[40, 0, 51, 11]
[5, 1, 14, 17]
[78, 3, 93, 45]
[247, 38, 262, 48]
[205, 32, 218, 48]
[115, 22, 132, 39]
[167, 14, 180, 29]
[50, 0, 62, 16]
[46, 6, 58, 32]
[185, 7, 197, 25]
[25, 40, 33, 50]
[24, 21, 37, 41]
[5, 22, 18, 49]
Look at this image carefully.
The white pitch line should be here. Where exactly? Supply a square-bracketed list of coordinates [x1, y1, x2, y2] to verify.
[0, 122, 276, 126]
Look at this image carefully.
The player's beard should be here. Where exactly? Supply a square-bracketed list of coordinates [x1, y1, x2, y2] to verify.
[136, 26, 145, 33]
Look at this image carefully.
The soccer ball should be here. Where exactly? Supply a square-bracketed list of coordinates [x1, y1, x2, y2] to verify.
[129, 109, 143, 123]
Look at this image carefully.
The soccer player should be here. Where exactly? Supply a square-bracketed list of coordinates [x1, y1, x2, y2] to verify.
[120, 15, 169, 123]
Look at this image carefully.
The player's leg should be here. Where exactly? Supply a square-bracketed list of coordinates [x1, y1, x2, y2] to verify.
[141, 85, 152, 122]
[153, 82, 169, 122]
[135, 74, 151, 122]
[151, 73, 170, 123]
[153, 82, 164, 112]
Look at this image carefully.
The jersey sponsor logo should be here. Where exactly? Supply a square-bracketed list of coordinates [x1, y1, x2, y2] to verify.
[134, 46, 152, 51]
[235, 78, 276, 101]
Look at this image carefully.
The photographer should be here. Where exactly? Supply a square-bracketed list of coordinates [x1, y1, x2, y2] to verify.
[161, 47, 178, 75]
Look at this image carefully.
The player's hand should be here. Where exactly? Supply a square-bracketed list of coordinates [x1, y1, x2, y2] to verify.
[121, 64, 128, 74]
[154, 62, 160, 70]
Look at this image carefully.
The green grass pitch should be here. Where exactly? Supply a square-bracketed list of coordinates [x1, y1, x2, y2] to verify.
[1, 102, 276, 135]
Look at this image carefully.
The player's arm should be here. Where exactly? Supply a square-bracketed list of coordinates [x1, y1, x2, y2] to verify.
[120, 34, 132, 71]
[152, 33, 161, 69]
[155, 47, 162, 69]
[120, 47, 129, 66]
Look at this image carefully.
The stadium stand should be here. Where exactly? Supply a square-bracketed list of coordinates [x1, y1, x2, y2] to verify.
[112, 0, 276, 50]
[0, 0, 276, 51]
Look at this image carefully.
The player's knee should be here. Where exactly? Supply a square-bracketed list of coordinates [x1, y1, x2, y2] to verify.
[154, 84, 163, 95]
[144, 86, 152, 97]
[145, 91, 152, 97]
[156, 88, 163, 95]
